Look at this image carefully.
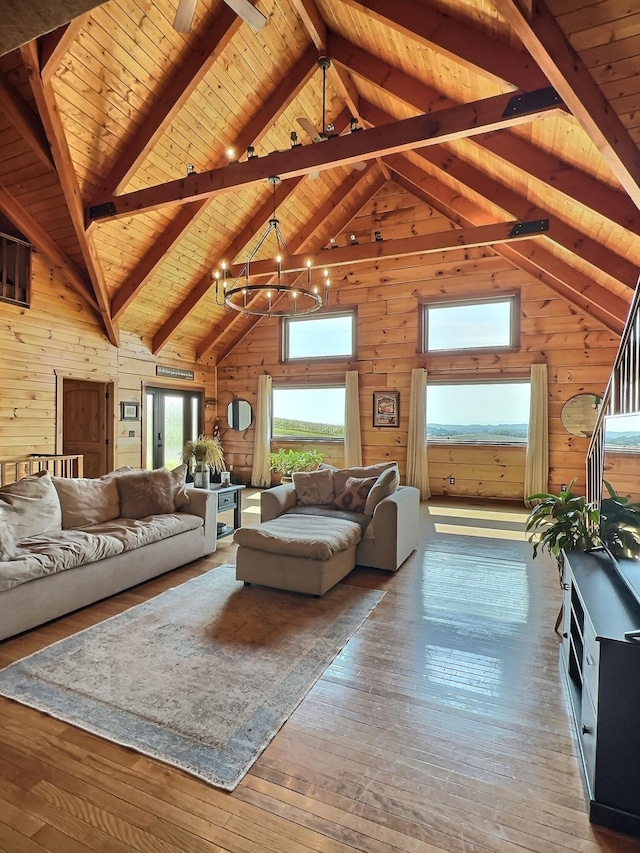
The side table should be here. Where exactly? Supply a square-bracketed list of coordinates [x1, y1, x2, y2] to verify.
[209, 483, 245, 539]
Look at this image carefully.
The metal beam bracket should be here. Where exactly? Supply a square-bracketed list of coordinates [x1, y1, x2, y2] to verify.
[88, 201, 116, 221]
[509, 218, 549, 237]
[502, 88, 563, 118]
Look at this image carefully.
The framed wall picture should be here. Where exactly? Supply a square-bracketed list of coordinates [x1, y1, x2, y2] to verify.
[373, 390, 399, 428]
[120, 401, 139, 421]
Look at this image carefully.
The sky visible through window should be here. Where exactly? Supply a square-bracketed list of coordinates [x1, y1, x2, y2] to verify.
[287, 314, 353, 359]
[426, 300, 512, 351]
[427, 382, 530, 442]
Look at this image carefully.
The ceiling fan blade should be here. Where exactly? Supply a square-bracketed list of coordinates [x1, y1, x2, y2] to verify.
[174, 0, 197, 31]
[297, 117, 322, 143]
[351, 160, 367, 171]
[223, 0, 267, 31]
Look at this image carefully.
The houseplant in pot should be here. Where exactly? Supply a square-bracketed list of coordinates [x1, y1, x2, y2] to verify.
[600, 480, 640, 558]
[525, 479, 600, 564]
[268, 448, 323, 483]
[182, 435, 225, 487]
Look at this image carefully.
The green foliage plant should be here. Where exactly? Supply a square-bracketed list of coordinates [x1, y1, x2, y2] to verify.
[181, 435, 225, 474]
[600, 480, 640, 558]
[525, 479, 600, 562]
[268, 448, 323, 479]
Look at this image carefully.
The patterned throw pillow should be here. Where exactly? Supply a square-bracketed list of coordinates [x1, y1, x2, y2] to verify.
[333, 476, 377, 513]
[364, 465, 400, 515]
[117, 465, 190, 519]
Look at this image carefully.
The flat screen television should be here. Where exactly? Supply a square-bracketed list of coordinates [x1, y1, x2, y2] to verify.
[602, 413, 640, 638]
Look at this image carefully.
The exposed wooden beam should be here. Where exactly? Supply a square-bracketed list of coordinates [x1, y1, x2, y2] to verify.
[0, 76, 54, 172]
[110, 52, 320, 321]
[196, 167, 381, 360]
[329, 31, 640, 236]
[390, 156, 628, 333]
[151, 176, 306, 352]
[215, 169, 388, 362]
[20, 39, 118, 347]
[362, 101, 638, 289]
[290, 0, 327, 49]
[338, 0, 549, 90]
[40, 15, 89, 84]
[0, 182, 98, 310]
[96, 5, 243, 199]
[89, 88, 564, 221]
[222, 218, 550, 279]
[494, 0, 640, 209]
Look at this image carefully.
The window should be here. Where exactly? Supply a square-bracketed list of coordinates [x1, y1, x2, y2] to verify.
[423, 295, 518, 352]
[604, 413, 640, 451]
[272, 385, 345, 440]
[283, 311, 355, 361]
[427, 381, 530, 443]
[0, 232, 31, 306]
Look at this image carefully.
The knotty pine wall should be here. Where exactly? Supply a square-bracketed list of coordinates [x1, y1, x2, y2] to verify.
[0, 253, 216, 469]
[218, 185, 621, 501]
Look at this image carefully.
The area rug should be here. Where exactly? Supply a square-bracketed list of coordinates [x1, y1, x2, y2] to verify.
[0, 565, 384, 790]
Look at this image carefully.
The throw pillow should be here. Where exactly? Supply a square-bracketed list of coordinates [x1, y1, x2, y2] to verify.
[0, 512, 19, 560]
[333, 461, 398, 496]
[333, 475, 377, 513]
[364, 465, 400, 515]
[0, 471, 62, 540]
[293, 468, 335, 506]
[117, 466, 190, 519]
[52, 475, 121, 529]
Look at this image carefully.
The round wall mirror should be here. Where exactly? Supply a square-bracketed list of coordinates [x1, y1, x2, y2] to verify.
[561, 393, 602, 437]
[226, 399, 252, 431]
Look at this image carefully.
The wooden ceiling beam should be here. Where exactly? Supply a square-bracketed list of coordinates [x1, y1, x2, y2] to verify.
[110, 51, 321, 321]
[362, 101, 638, 289]
[196, 164, 382, 361]
[89, 88, 564, 221]
[338, 0, 549, 90]
[222, 218, 550, 279]
[20, 39, 118, 347]
[151, 176, 306, 352]
[390, 156, 628, 333]
[0, 76, 54, 172]
[96, 4, 243, 200]
[40, 15, 89, 84]
[494, 0, 640, 209]
[329, 31, 640, 236]
[0, 182, 98, 310]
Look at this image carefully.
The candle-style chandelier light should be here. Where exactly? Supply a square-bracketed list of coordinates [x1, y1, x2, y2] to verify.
[213, 176, 331, 317]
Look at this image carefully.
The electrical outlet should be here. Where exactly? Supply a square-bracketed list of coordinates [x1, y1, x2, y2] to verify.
[128, 430, 135, 438]
[449, 477, 455, 485]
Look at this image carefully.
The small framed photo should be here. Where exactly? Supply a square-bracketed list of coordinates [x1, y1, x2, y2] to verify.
[120, 401, 139, 421]
[373, 391, 399, 428]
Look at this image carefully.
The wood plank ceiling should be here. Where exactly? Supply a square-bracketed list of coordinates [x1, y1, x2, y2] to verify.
[1, 0, 639, 359]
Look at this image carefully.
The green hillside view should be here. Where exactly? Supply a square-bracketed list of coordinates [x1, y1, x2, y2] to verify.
[427, 423, 528, 442]
[273, 417, 344, 438]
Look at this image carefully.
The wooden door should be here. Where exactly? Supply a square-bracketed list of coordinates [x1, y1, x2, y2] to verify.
[63, 379, 108, 477]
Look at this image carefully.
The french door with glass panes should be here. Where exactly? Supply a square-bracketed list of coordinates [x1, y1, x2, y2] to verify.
[145, 387, 202, 471]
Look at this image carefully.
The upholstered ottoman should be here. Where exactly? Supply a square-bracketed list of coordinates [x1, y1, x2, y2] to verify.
[234, 514, 362, 596]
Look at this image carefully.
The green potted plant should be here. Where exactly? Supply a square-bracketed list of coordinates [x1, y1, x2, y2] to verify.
[525, 479, 600, 564]
[600, 480, 640, 558]
[182, 435, 225, 488]
[268, 448, 323, 482]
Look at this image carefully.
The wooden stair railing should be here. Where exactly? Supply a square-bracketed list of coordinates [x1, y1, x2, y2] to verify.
[0, 454, 84, 487]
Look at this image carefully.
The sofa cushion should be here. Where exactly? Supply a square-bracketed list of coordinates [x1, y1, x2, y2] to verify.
[364, 465, 400, 515]
[284, 505, 371, 535]
[0, 529, 125, 591]
[333, 462, 398, 496]
[0, 471, 62, 540]
[234, 514, 361, 561]
[334, 475, 377, 513]
[292, 468, 335, 506]
[0, 514, 20, 560]
[117, 466, 190, 519]
[85, 512, 202, 551]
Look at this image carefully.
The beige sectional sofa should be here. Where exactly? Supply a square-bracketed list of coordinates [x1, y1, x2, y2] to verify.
[235, 462, 420, 595]
[0, 467, 217, 641]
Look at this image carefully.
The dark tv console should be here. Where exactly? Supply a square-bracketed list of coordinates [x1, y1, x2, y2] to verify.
[562, 550, 640, 838]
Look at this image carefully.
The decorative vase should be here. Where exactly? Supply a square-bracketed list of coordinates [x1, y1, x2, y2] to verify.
[193, 461, 210, 488]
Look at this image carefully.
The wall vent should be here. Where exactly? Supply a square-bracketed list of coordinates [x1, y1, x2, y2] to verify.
[0, 231, 31, 307]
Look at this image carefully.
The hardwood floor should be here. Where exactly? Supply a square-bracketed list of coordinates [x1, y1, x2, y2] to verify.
[2, 492, 639, 853]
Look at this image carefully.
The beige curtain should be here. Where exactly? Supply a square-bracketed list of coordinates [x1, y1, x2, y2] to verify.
[524, 363, 549, 504]
[344, 370, 363, 467]
[407, 368, 430, 499]
[251, 374, 272, 488]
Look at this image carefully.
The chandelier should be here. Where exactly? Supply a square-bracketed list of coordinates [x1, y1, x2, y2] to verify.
[213, 176, 331, 317]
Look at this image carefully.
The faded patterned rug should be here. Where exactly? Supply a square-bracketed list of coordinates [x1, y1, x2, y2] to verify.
[0, 565, 384, 790]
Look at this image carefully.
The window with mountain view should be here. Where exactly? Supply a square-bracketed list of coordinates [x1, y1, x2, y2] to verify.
[423, 295, 518, 352]
[272, 385, 345, 440]
[427, 381, 531, 443]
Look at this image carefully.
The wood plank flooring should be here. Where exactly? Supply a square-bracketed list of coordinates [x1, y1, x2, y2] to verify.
[1, 492, 640, 853]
